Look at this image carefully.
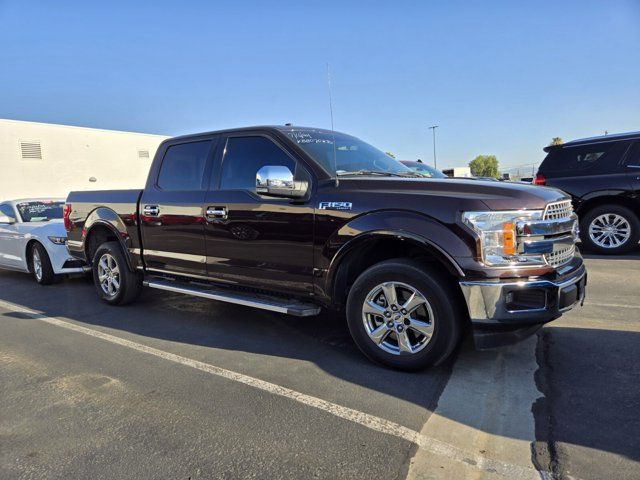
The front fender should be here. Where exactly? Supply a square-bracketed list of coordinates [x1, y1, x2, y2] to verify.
[323, 209, 474, 296]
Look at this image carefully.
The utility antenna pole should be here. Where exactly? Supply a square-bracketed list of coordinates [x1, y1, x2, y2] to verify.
[428, 125, 439, 169]
[327, 63, 338, 186]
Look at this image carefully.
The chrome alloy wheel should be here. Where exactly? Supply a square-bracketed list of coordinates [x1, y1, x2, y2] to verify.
[32, 248, 42, 281]
[362, 281, 435, 355]
[97, 253, 120, 296]
[588, 213, 631, 249]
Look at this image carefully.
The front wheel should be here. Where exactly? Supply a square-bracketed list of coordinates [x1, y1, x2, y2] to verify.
[31, 243, 56, 285]
[92, 242, 142, 305]
[346, 259, 463, 371]
[580, 205, 640, 254]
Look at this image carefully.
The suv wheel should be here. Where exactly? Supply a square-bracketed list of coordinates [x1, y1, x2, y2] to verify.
[346, 259, 463, 371]
[580, 205, 640, 254]
[92, 242, 142, 305]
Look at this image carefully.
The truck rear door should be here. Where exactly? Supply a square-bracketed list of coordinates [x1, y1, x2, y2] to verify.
[139, 137, 218, 278]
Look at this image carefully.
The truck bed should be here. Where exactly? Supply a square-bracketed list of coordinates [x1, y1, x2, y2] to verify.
[65, 189, 143, 264]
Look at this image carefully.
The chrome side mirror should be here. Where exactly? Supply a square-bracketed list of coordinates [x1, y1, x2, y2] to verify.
[0, 215, 15, 224]
[256, 165, 308, 198]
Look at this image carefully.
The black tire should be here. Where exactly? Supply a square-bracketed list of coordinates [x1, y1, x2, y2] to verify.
[92, 241, 142, 305]
[346, 259, 463, 371]
[30, 242, 56, 285]
[580, 205, 640, 255]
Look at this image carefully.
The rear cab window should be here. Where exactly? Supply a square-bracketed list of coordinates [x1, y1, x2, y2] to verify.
[157, 140, 213, 191]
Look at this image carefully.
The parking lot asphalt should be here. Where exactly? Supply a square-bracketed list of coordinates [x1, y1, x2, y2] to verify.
[1, 254, 639, 479]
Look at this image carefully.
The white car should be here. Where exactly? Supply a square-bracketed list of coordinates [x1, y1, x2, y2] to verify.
[0, 198, 85, 284]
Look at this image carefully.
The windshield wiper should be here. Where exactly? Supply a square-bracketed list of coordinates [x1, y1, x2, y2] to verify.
[336, 170, 422, 178]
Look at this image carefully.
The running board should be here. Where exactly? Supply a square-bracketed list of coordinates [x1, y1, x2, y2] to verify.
[143, 278, 321, 317]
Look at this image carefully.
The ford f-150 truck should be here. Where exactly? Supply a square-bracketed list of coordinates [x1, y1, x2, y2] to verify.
[65, 126, 586, 370]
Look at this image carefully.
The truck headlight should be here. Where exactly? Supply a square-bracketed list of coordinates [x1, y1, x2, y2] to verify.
[462, 210, 544, 266]
[48, 236, 67, 245]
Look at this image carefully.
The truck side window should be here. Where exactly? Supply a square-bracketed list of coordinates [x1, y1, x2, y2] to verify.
[219, 136, 297, 191]
[157, 140, 211, 191]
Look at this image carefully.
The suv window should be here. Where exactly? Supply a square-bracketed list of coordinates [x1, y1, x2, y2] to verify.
[157, 140, 211, 191]
[542, 141, 628, 174]
[219, 136, 302, 191]
[626, 142, 640, 167]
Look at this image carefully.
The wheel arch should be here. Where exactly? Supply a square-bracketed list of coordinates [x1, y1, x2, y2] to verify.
[24, 238, 43, 272]
[577, 193, 640, 219]
[327, 230, 465, 309]
[84, 221, 134, 271]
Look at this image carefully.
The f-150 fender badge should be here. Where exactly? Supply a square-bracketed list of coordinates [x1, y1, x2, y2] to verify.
[319, 201, 352, 211]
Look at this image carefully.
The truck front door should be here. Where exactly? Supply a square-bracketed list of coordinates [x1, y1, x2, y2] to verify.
[139, 138, 217, 278]
[203, 134, 315, 295]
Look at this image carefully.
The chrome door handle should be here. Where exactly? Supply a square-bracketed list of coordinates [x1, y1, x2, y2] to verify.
[206, 207, 228, 220]
[143, 205, 160, 216]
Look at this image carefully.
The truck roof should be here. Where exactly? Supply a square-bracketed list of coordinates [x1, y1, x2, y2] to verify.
[166, 125, 344, 143]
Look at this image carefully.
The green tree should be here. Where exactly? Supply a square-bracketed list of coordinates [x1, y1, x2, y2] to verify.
[549, 137, 563, 146]
[385, 151, 396, 159]
[469, 155, 499, 178]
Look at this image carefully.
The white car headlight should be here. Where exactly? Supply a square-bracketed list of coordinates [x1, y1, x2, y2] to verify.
[48, 236, 67, 245]
[462, 210, 544, 266]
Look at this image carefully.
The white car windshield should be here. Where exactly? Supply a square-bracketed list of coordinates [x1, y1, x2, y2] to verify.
[16, 201, 64, 222]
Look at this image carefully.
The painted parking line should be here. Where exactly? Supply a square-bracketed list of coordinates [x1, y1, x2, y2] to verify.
[0, 299, 544, 479]
[585, 302, 640, 309]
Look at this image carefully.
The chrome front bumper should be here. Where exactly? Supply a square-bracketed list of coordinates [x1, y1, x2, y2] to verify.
[459, 263, 586, 347]
[460, 264, 587, 349]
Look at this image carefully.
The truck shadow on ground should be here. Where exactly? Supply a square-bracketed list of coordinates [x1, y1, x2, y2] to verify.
[0, 270, 453, 417]
[1, 270, 638, 469]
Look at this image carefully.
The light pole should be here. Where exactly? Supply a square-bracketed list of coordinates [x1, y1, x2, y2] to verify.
[428, 125, 438, 169]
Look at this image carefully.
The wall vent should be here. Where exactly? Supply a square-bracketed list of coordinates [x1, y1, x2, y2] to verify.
[20, 141, 43, 160]
[138, 150, 150, 159]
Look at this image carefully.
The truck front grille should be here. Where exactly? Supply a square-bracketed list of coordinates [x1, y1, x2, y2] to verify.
[543, 200, 573, 220]
[544, 244, 576, 268]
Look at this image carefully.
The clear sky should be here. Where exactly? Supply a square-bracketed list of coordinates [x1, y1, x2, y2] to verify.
[1, 0, 639, 171]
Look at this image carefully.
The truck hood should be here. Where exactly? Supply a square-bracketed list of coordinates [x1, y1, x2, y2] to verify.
[339, 177, 567, 211]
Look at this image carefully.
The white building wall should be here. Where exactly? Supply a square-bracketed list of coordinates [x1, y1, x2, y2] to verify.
[0, 119, 169, 200]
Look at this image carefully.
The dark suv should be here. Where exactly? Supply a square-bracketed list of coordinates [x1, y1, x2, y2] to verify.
[535, 131, 640, 254]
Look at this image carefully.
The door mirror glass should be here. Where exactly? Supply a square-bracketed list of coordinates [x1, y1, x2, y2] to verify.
[256, 165, 308, 198]
[0, 215, 15, 224]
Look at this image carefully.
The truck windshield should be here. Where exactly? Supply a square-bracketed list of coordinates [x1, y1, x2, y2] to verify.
[16, 201, 64, 222]
[400, 161, 447, 178]
[285, 130, 415, 177]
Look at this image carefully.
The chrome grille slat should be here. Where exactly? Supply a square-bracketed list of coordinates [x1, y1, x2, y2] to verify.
[544, 244, 576, 268]
[543, 200, 573, 221]
[520, 200, 577, 268]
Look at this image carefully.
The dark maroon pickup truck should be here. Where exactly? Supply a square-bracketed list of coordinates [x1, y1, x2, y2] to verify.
[65, 126, 586, 370]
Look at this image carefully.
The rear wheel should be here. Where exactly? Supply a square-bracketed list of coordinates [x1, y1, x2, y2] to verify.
[31, 243, 55, 285]
[580, 205, 640, 254]
[346, 259, 463, 371]
[92, 242, 142, 305]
